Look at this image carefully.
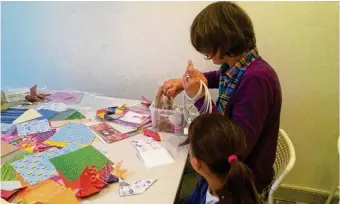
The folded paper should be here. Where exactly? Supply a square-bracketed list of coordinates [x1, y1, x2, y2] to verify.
[119, 179, 157, 197]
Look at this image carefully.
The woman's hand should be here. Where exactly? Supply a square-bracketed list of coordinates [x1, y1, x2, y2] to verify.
[161, 78, 184, 98]
[183, 60, 205, 99]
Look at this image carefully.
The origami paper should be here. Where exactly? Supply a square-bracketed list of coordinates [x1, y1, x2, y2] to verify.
[1, 181, 22, 191]
[0, 108, 28, 124]
[37, 109, 57, 120]
[45, 92, 74, 101]
[36, 102, 70, 112]
[1, 129, 21, 144]
[119, 179, 157, 197]
[75, 166, 107, 198]
[47, 186, 79, 204]
[50, 145, 113, 181]
[49, 118, 91, 128]
[16, 119, 51, 136]
[14, 138, 37, 150]
[12, 109, 42, 124]
[1, 152, 26, 181]
[26, 129, 56, 143]
[90, 122, 128, 144]
[49, 109, 77, 121]
[11, 148, 62, 185]
[65, 111, 85, 120]
[142, 128, 161, 141]
[14, 179, 70, 203]
[11, 144, 84, 185]
[48, 123, 95, 144]
[1, 187, 26, 201]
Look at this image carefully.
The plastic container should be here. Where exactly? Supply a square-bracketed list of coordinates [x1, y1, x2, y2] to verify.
[149, 101, 184, 135]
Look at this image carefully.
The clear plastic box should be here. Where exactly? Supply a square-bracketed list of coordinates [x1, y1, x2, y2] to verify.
[149, 101, 184, 135]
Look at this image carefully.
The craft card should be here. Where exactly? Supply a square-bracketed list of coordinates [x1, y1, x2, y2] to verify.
[16, 119, 51, 136]
[49, 109, 77, 121]
[36, 102, 70, 112]
[131, 138, 163, 152]
[0, 108, 28, 124]
[65, 111, 85, 120]
[48, 123, 95, 144]
[37, 109, 57, 120]
[26, 129, 56, 143]
[90, 122, 128, 144]
[50, 145, 113, 181]
[132, 138, 174, 168]
[49, 118, 91, 128]
[46, 92, 74, 101]
[12, 109, 42, 124]
[11, 145, 83, 185]
[119, 179, 157, 197]
[119, 111, 150, 125]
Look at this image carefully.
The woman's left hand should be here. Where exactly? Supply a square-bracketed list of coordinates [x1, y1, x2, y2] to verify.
[182, 60, 204, 99]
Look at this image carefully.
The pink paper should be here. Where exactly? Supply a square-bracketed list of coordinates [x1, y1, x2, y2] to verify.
[46, 92, 74, 101]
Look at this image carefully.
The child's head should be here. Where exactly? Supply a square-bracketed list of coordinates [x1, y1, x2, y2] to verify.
[190, 1, 256, 65]
[185, 113, 260, 204]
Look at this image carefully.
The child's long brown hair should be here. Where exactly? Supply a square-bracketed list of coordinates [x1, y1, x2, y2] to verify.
[183, 113, 261, 204]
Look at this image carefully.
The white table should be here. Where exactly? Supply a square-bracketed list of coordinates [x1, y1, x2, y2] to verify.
[64, 93, 189, 204]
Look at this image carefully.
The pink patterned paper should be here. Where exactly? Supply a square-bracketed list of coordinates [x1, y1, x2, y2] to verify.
[27, 129, 57, 143]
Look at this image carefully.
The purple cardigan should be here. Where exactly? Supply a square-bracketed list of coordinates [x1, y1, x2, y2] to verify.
[195, 57, 282, 192]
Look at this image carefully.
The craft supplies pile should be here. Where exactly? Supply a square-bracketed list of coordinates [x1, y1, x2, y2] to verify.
[0, 85, 173, 203]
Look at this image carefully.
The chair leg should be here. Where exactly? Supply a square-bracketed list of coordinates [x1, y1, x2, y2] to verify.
[325, 185, 338, 204]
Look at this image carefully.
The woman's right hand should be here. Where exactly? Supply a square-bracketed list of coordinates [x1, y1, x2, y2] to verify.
[161, 78, 184, 98]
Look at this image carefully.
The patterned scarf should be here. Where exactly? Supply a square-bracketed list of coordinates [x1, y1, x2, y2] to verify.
[216, 48, 259, 115]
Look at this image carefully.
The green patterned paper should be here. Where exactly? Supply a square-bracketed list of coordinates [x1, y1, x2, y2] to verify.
[65, 111, 85, 120]
[50, 145, 113, 181]
[1, 152, 26, 181]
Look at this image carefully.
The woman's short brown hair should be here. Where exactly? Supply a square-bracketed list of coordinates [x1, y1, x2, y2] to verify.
[191, 1, 256, 58]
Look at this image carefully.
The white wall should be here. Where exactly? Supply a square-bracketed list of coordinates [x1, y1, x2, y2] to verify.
[1, 1, 339, 193]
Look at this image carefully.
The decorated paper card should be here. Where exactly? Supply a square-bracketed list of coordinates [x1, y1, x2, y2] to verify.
[49, 118, 91, 128]
[36, 102, 69, 112]
[12, 109, 42, 124]
[16, 119, 51, 136]
[119, 179, 157, 197]
[50, 145, 113, 181]
[89, 122, 128, 144]
[48, 123, 95, 144]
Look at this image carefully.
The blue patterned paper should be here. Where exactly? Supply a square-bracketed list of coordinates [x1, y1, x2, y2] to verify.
[48, 123, 95, 144]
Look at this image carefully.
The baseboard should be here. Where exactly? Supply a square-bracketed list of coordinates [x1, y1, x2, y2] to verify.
[274, 184, 339, 204]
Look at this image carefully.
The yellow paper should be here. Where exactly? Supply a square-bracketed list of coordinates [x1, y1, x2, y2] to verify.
[15, 180, 66, 202]
[44, 140, 88, 148]
[49, 118, 91, 128]
[47, 187, 79, 204]
[13, 109, 42, 124]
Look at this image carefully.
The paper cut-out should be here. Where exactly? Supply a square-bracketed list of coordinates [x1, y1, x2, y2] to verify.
[119, 179, 157, 197]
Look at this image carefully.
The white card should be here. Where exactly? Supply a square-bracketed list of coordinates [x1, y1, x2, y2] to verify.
[137, 148, 174, 168]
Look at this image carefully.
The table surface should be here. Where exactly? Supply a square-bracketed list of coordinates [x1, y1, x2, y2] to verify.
[46, 92, 189, 204]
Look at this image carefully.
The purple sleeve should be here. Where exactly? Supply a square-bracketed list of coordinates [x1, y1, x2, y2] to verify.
[194, 97, 219, 114]
[203, 71, 219, 89]
[232, 76, 273, 156]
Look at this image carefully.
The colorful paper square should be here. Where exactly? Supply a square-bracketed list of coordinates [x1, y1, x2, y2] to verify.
[48, 123, 95, 144]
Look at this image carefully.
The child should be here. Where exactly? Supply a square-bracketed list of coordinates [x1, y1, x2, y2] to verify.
[162, 1, 282, 194]
[183, 113, 261, 204]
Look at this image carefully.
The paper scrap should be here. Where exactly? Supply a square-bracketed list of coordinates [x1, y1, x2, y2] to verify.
[49, 109, 77, 121]
[46, 92, 74, 101]
[48, 123, 95, 144]
[119, 179, 157, 197]
[26, 129, 56, 143]
[49, 118, 91, 128]
[12, 109, 42, 124]
[0, 108, 28, 124]
[36, 102, 70, 112]
[50, 145, 113, 181]
[16, 119, 51, 136]
[37, 109, 57, 120]
[0, 181, 22, 191]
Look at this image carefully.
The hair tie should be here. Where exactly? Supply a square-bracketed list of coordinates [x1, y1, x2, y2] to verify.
[228, 155, 238, 164]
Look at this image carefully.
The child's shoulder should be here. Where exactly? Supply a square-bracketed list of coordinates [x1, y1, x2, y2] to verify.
[187, 177, 209, 204]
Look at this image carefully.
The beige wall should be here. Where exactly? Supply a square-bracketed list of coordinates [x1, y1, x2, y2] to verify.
[238, 2, 339, 192]
[3, 1, 339, 193]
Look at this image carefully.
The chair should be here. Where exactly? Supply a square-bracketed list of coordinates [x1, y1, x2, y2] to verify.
[325, 136, 340, 204]
[268, 129, 296, 204]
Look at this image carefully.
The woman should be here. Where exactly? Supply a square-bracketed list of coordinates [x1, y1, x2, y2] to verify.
[162, 1, 282, 195]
